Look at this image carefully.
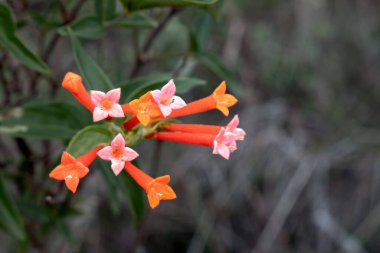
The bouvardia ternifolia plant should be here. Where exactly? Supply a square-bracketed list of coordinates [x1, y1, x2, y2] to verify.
[50, 72, 246, 209]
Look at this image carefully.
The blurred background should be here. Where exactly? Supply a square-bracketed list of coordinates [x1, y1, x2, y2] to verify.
[1, 0, 380, 252]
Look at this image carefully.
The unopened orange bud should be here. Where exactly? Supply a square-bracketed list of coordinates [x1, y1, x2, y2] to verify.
[62, 72, 95, 112]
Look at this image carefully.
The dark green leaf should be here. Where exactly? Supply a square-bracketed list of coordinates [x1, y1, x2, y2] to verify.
[120, 0, 218, 11]
[109, 14, 157, 29]
[95, 0, 117, 22]
[196, 51, 240, 94]
[66, 124, 113, 157]
[17, 198, 50, 223]
[0, 176, 26, 241]
[0, 100, 90, 139]
[59, 17, 105, 40]
[0, 3, 15, 34]
[0, 3, 51, 74]
[98, 160, 121, 215]
[175, 77, 206, 93]
[117, 162, 145, 223]
[68, 28, 114, 90]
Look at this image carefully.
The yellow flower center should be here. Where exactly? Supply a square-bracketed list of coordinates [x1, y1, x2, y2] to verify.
[101, 99, 113, 110]
[138, 103, 149, 114]
[112, 147, 124, 159]
[160, 96, 172, 105]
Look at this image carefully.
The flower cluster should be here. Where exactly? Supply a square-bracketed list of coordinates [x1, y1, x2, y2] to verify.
[50, 72, 246, 208]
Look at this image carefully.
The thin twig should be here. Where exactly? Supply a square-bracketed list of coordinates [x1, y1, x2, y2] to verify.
[129, 8, 181, 78]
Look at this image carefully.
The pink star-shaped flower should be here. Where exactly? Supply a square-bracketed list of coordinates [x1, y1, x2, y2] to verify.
[151, 80, 186, 117]
[225, 115, 246, 141]
[97, 133, 139, 175]
[90, 88, 124, 122]
[212, 128, 237, 160]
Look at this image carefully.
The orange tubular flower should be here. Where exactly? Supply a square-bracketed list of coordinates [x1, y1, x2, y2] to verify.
[49, 145, 104, 193]
[164, 124, 221, 135]
[167, 81, 238, 118]
[154, 132, 215, 147]
[128, 93, 162, 126]
[124, 162, 176, 209]
[121, 104, 133, 115]
[62, 72, 95, 112]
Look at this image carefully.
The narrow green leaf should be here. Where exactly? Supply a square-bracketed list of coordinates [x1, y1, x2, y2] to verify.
[59, 17, 105, 40]
[66, 124, 113, 157]
[0, 3, 50, 74]
[0, 100, 90, 139]
[98, 160, 121, 215]
[68, 28, 114, 90]
[117, 161, 145, 223]
[175, 77, 206, 93]
[0, 176, 26, 241]
[120, 0, 218, 11]
[196, 51, 240, 94]
[95, 0, 117, 22]
[109, 14, 157, 29]
[0, 3, 15, 34]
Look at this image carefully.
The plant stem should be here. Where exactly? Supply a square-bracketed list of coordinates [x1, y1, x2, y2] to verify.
[129, 8, 181, 78]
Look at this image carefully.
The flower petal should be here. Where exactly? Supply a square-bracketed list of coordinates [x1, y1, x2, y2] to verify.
[217, 145, 230, 160]
[234, 128, 246, 141]
[151, 90, 162, 104]
[160, 185, 177, 200]
[90, 90, 106, 106]
[227, 115, 239, 130]
[65, 172, 79, 193]
[137, 113, 151, 126]
[161, 79, 176, 97]
[213, 81, 226, 95]
[212, 140, 219, 155]
[170, 96, 186, 109]
[106, 88, 121, 103]
[216, 105, 230, 116]
[111, 160, 125, 176]
[97, 146, 113, 161]
[76, 162, 90, 178]
[93, 107, 109, 122]
[111, 133, 126, 148]
[159, 104, 172, 117]
[123, 147, 139, 161]
[147, 191, 160, 209]
[155, 175, 170, 185]
[49, 165, 72, 180]
[61, 152, 76, 165]
[109, 104, 124, 118]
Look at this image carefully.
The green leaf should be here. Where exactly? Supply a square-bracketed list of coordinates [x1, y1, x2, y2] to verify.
[109, 14, 157, 29]
[17, 198, 50, 223]
[68, 28, 114, 90]
[0, 100, 90, 139]
[66, 124, 113, 157]
[95, 0, 117, 22]
[0, 176, 26, 241]
[119, 73, 206, 102]
[98, 160, 121, 215]
[59, 17, 105, 40]
[175, 77, 206, 94]
[196, 51, 240, 94]
[0, 3, 50, 74]
[117, 161, 145, 223]
[120, 0, 218, 11]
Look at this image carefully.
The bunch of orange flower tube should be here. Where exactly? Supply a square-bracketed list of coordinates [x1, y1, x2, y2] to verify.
[50, 72, 246, 209]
